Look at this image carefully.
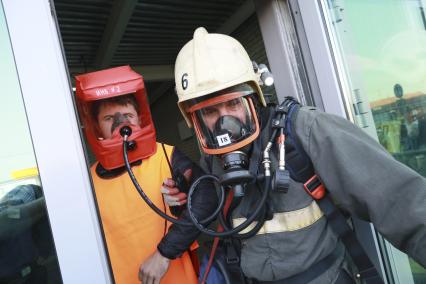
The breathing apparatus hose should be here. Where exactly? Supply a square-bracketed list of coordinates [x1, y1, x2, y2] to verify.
[122, 104, 283, 237]
[186, 121, 283, 238]
[186, 124, 279, 238]
[186, 174, 272, 237]
[122, 136, 225, 226]
[123, 131, 272, 237]
[220, 206, 267, 239]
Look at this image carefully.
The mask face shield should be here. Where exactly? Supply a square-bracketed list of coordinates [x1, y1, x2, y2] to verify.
[187, 87, 260, 155]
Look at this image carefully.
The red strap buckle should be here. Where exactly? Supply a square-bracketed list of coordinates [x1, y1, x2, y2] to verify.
[304, 175, 326, 200]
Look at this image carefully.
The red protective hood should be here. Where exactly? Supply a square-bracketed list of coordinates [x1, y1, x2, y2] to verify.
[75, 65, 156, 170]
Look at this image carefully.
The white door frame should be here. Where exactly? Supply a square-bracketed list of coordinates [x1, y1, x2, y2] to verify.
[2, 0, 111, 282]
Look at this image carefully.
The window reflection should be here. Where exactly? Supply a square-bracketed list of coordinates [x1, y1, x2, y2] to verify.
[0, 181, 61, 283]
[324, 0, 426, 282]
[372, 92, 426, 177]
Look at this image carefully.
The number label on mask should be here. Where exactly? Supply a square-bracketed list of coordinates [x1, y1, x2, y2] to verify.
[216, 134, 231, 146]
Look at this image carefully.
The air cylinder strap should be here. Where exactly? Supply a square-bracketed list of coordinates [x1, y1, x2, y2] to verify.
[282, 97, 384, 284]
[253, 243, 344, 284]
[316, 194, 384, 283]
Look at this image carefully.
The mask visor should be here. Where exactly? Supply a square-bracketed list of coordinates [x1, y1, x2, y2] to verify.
[188, 92, 260, 155]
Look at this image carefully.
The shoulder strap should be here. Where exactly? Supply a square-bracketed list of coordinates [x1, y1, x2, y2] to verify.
[316, 196, 383, 283]
[283, 101, 383, 283]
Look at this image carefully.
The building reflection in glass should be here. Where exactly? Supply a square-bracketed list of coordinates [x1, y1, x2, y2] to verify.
[371, 91, 426, 177]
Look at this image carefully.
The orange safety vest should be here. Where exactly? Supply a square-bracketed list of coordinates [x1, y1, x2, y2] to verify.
[91, 143, 198, 284]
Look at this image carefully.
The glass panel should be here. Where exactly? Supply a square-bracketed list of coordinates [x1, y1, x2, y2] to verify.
[321, 0, 426, 283]
[0, 3, 62, 283]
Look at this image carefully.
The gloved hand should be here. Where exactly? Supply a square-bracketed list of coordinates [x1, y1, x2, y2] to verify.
[160, 169, 192, 206]
[139, 250, 170, 284]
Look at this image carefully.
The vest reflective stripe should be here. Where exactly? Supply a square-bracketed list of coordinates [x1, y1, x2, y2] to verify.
[232, 201, 323, 235]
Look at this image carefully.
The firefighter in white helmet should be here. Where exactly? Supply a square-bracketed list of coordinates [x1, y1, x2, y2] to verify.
[165, 27, 426, 283]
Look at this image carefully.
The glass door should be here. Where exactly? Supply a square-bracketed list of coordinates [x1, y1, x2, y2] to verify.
[318, 0, 426, 283]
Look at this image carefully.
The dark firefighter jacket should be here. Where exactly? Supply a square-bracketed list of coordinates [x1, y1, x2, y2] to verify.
[156, 145, 218, 258]
[200, 105, 426, 283]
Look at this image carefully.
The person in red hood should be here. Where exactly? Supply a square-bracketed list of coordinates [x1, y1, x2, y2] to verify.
[75, 65, 217, 284]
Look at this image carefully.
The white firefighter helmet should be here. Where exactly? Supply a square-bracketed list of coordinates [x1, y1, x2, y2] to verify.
[175, 27, 266, 127]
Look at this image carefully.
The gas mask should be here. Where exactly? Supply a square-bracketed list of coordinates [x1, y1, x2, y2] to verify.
[188, 89, 260, 155]
[75, 65, 156, 170]
[185, 85, 261, 196]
